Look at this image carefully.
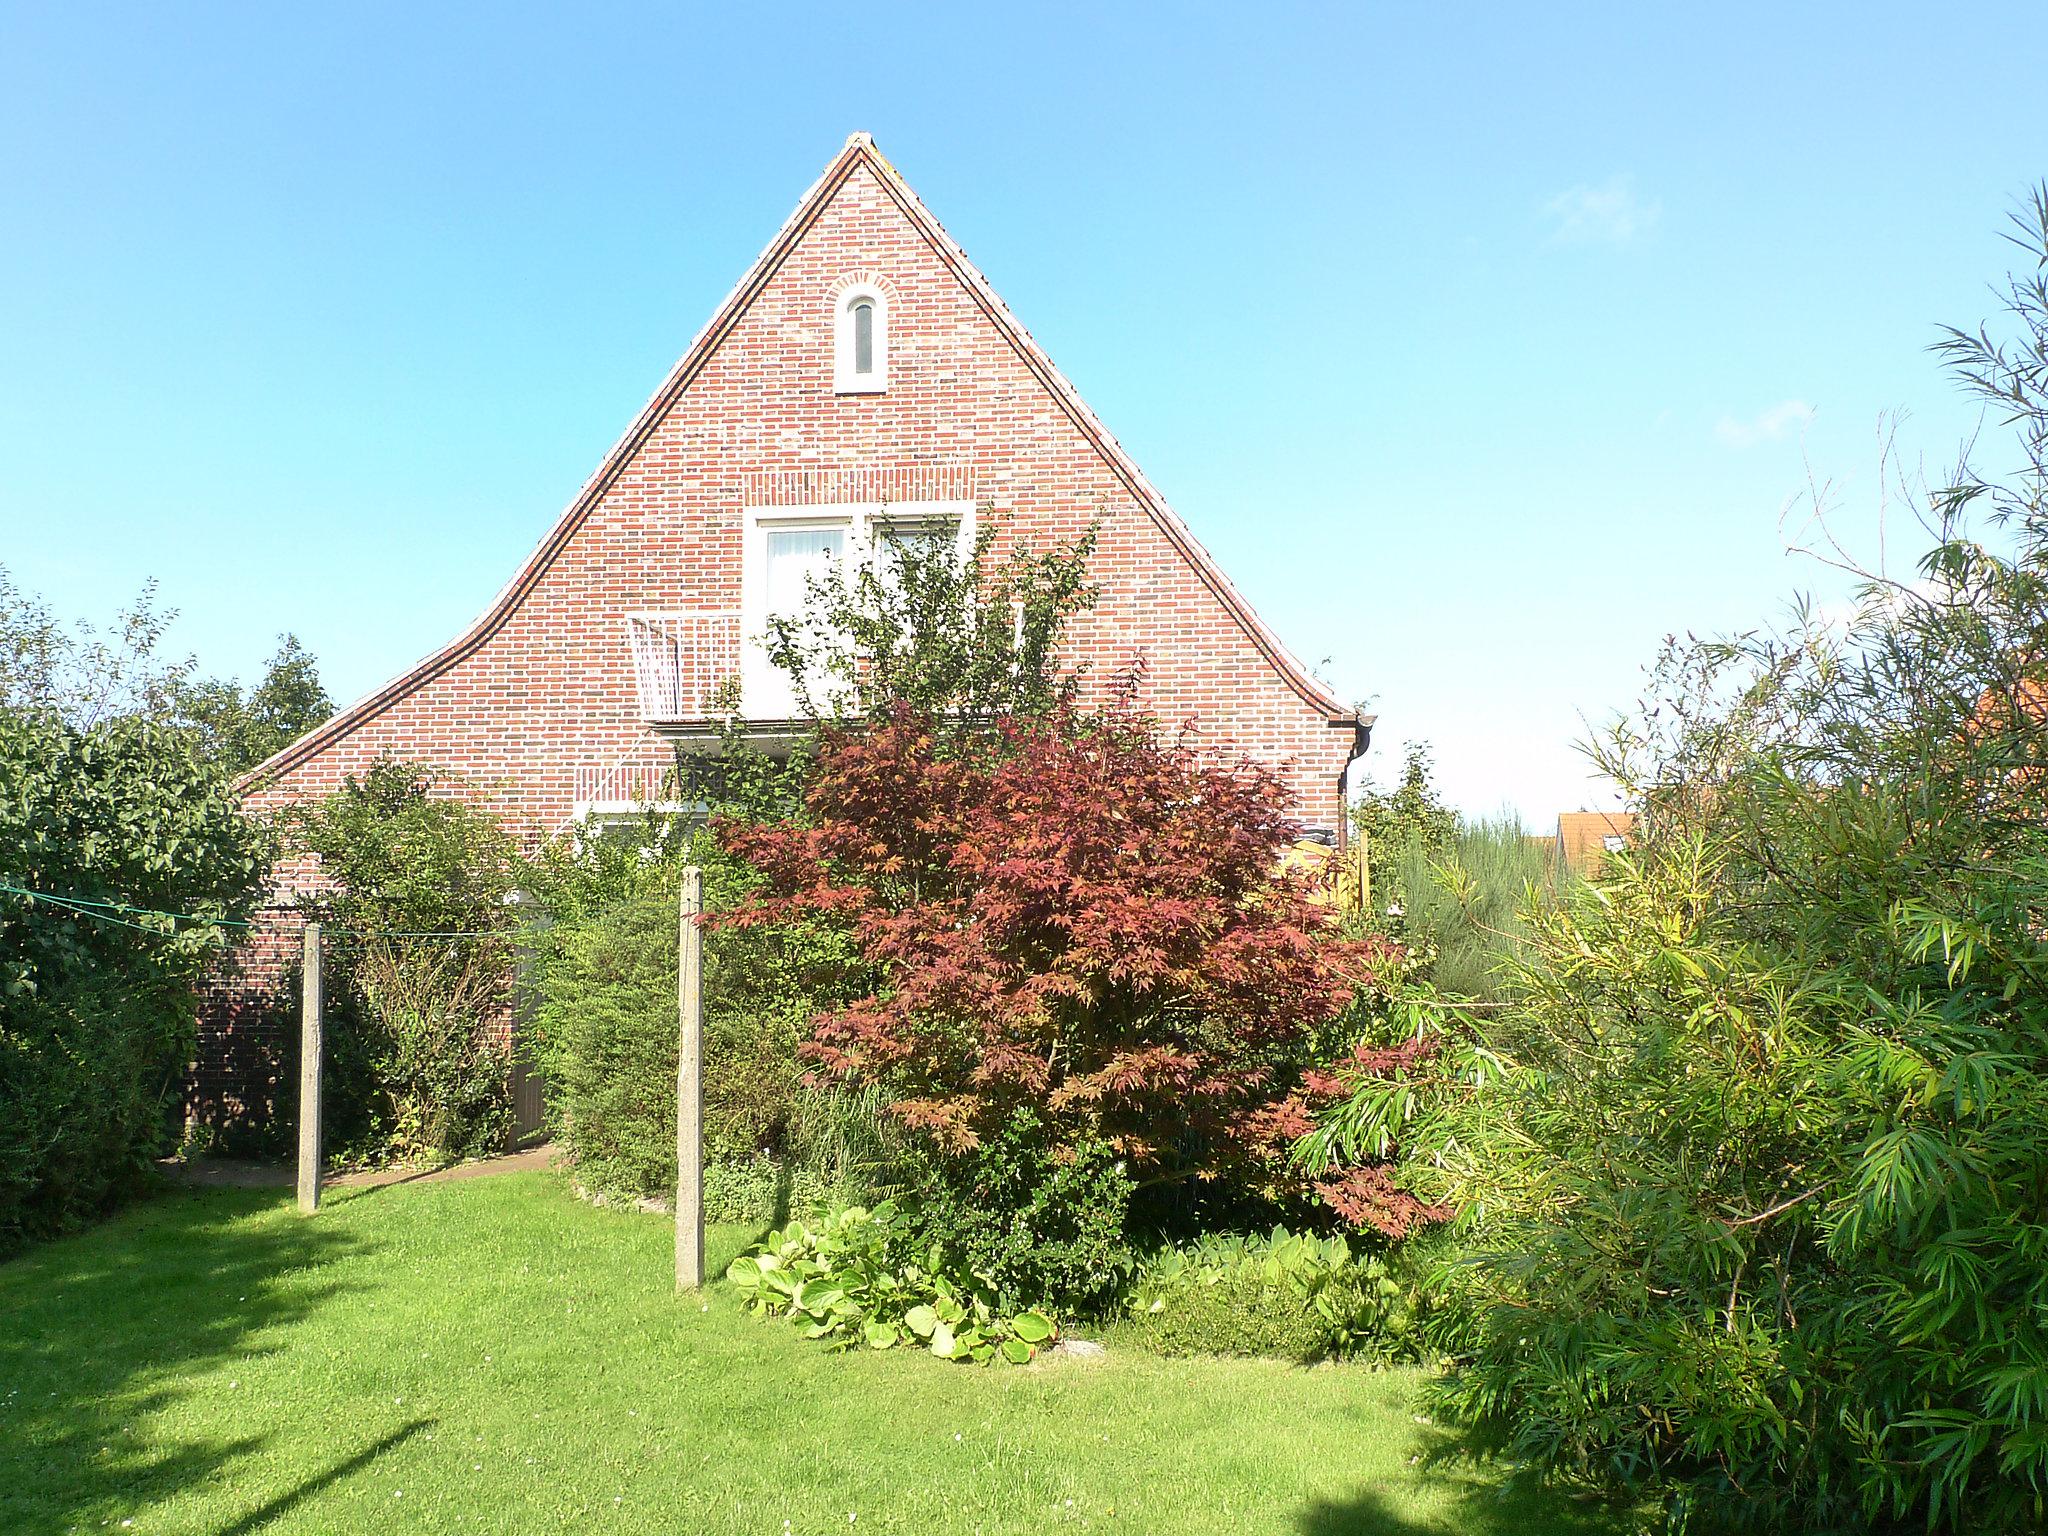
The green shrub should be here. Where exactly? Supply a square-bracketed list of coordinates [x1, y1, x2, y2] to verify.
[1124, 1265, 1336, 1362]
[526, 828, 872, 1205]
[285, 757, 524, 942]
[1353, 745, 1563, 1004]
[1379, 814, 1562, 1002]
[0, 709, 269, 1252]
[703, 1144, 882, 1227]
[728, 1201, 1058, 1365]
[1302, 188, 2048, 1533]
[1123, 1228, 1423, 1364]
[352, 941, 512, 1162]
[527, 892, 678, 1198]
[284, 758, 524, 1165]
[901, 1113, 1134, 1315]
[705, 1154, 792, 1225]
[0, 978, 192, 1250]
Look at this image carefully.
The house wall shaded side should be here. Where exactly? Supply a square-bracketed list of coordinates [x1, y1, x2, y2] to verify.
[190, 158, 1356, 1136]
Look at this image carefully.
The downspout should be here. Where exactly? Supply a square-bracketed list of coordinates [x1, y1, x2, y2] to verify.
[1334, 711, 1375, 854]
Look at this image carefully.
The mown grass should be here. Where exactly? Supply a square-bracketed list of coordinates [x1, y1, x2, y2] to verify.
[0, 1173, 1620, 1535]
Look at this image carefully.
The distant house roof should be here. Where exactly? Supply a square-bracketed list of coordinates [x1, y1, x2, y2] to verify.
[1555, 811, 1636, 875]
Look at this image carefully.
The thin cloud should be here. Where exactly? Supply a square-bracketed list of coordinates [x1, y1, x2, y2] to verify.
[1543, 175, 1661, 244]
[1714, 399, 1815, 448]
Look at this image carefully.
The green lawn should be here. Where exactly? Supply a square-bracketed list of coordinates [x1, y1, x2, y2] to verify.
[0, 1173, 1619, 1535]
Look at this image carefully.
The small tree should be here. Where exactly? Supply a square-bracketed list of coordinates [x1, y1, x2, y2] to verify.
[762, 523, 1097, 726]
[0, 568, 195, 726]
[285, 758, 524, 942]
[1351, 741, 1457, 868]
[0, 567, 334, 771]
[714, 699, 1401, 1300]
[173, 634, 333, 776]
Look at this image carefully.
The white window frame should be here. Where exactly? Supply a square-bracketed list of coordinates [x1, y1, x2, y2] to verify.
[833, 283, 889, 394]
[741, 500, 975, 716]
[566, 800, 709, 858]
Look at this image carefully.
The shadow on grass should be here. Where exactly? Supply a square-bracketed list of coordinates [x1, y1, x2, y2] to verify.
[0, 1186, 367, 1536]
[1297, 1421, 1630, 1536]
[330, 1164, 442, 1202]
[215, 1417, 434, 1536]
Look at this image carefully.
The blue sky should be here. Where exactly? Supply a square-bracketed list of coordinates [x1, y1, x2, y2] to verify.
[3, 2, 2044, 821]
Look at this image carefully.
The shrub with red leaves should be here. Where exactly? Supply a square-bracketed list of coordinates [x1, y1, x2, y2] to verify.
[713, 701, 1390, 1200]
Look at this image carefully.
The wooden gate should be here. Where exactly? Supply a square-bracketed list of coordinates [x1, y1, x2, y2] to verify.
[507, 1044, 548, 1147]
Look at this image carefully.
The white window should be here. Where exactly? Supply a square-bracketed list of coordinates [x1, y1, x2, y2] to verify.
[742, 516, 849, 718]
[570, 802, 708, 858]
[741, 501, 974, 717]
[833, 283, 888, 394]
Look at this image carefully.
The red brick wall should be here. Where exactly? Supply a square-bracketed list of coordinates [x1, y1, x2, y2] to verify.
[190, 147, 1357, 1134]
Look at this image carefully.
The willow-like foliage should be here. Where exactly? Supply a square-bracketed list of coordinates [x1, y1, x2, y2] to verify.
[1305, 187, 2048, 1533]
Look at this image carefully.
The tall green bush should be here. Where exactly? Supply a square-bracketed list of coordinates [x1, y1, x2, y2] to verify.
[169, 633, 333, 778]
[525, 827, 873, 1206]
[1305, 185, 2048, 1533]
[1377, 814, 1562, 1001]
[285, 757, 524, 1163]
[0, 710, 268, 1251]
[1351, 747, 1559, 1002]
[354, 940, 512, 1161]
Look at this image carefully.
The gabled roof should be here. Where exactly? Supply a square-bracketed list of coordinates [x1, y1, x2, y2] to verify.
[247, 133, 1356, 786]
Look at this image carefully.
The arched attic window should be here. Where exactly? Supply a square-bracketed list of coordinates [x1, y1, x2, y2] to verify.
[833, 283, 888, 394]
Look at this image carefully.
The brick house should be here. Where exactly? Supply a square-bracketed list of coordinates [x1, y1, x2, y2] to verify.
[193, 134, 1369, 1134]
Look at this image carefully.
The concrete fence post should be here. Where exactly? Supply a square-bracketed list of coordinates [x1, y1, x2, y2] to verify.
[675, 867, 704, 1290]
[297, 921, 323, 1214]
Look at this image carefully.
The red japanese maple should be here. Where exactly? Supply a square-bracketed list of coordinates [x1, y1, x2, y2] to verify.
[714, 702, 1392, 1195]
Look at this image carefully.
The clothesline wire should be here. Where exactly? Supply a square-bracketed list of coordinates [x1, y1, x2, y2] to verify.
[0, 880, 512, 942]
